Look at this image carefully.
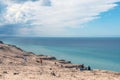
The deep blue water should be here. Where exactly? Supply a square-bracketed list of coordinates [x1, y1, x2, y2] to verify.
[0, 37, 120, 72]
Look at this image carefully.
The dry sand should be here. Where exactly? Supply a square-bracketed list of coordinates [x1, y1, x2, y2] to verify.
[0, 42, 120, 80]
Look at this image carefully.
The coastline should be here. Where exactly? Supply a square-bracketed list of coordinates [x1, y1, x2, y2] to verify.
[1, 37, 120, 72]
[0, 41, 120, 80]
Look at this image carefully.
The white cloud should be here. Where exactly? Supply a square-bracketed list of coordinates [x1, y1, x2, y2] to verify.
[0, 0, 120, 36]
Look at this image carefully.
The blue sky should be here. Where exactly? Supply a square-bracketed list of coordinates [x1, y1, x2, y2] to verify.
[0, 0, 120, 37]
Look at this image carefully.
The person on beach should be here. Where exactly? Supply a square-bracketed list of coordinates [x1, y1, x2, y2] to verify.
[23, 56, 27, 63]
[88, 66, 91, 70]
[40, 58, 43, 65]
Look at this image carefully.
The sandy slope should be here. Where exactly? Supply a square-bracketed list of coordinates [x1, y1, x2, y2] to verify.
[0, 42, 120, 80]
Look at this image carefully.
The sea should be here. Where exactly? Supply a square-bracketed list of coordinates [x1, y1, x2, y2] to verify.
[0, 37, 120, 72]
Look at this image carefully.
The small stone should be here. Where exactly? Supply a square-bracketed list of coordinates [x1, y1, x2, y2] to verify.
[3, 71, 8, 74]
[13, 72, 19, 75]
[50, 68, 52, 70]
[51, 72, 56, 76]
[0, 75, 2, 77]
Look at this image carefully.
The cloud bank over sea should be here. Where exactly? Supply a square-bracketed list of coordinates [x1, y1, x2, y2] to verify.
[0, 0, 120, 36]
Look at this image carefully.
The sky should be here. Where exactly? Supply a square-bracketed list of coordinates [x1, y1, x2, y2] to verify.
[0, 0, 120, 37]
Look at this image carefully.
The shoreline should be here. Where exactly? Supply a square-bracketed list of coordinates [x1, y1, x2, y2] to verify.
[1, 37, 120, 72]
[0, 41, 120, 80]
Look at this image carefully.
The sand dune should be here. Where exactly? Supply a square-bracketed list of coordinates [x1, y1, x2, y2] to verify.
[0, 41, 120, 80]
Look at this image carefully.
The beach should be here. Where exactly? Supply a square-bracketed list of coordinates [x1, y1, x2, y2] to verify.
[0, 41, 120, 80]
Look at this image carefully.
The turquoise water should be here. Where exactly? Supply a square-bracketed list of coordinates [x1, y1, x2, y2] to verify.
[0, 37, 120, 72]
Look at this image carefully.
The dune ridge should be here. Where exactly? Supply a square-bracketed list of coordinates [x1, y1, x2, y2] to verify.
[0, 41, 120, 80]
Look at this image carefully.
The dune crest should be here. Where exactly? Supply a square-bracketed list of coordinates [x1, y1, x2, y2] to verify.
[0, 41, 120, 80]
